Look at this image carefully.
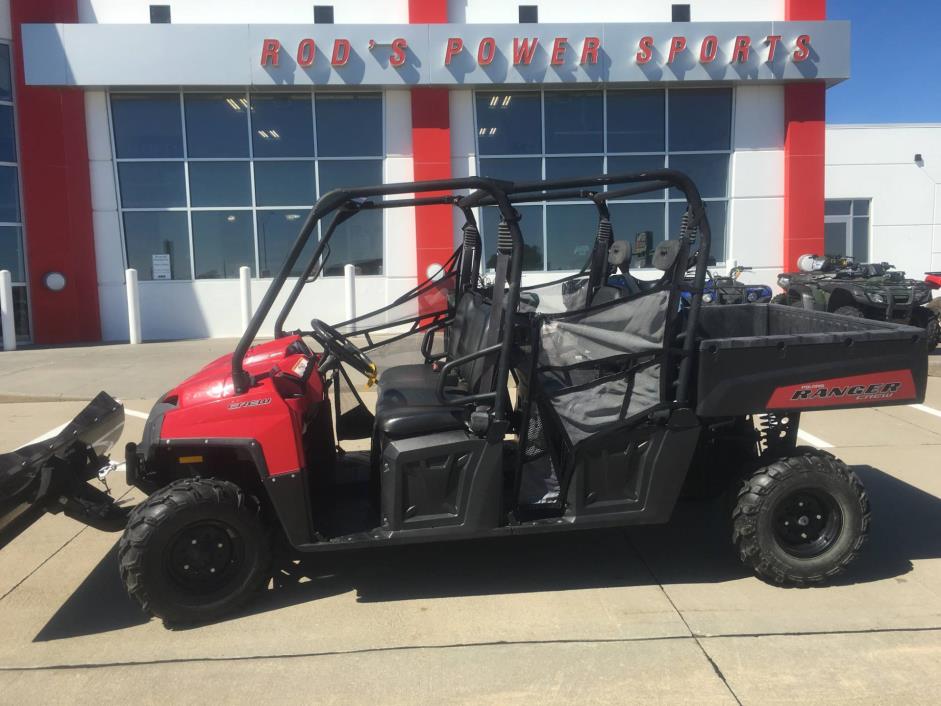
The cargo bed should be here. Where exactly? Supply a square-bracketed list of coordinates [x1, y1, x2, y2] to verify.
[695, 304, 928, 416]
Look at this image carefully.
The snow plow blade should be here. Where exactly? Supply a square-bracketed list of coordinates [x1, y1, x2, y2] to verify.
[0, 392, 127, 546]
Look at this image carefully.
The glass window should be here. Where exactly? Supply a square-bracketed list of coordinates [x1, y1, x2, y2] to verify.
[0, 166, 19, 222]
[117, 162, 186, 208]
[476, 92, 541, 155]
[184, 93, 249, 158]
[482, 204, 543, 271]
[192, 211, 254, 279]
[853, 199, 870, 216]
[608, 202, 666, 255]
[254, 161, 316, 207]
[824, 221, 845, 256]
[318, 159, 382, 195]
[607, 155, 666, 199]
[0, 106, 15, 162]
[188, 162, 251, 207]
[0, 44, 11, 102]
[545, 156, 603, 181]
[0, 285, 29, 341]
[251, 93, 315, 158]
[256, 209, 315, 278]
[668, 88, 732, 151]
[316, 93, 382, 157]
[323, 210, 383, 276]
[123, 211, 191, 281]
[546, 204, 598, 271]
[111, 94, 183, 158]
[824, 200, 851, 216]
[478, 157, 541, 183]
[607, 90, 665, 153]
[544, 91, 603, 154]
[0, 225, 24, 281]
[669, 200, 726, 262]
[667, 154, 729, 200]
[852, 216, 869, 260]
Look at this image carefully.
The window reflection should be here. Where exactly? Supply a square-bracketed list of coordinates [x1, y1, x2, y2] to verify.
[192, 211, 254, 279]
[189, 162, 251, 207]
[544, 91, 603, 154]
[251, 93, 315, 158]
[257, 209, 315, 277]
[185, 93, 250, 158]
[323, 210, 383, 276]
[0, 106, 16, 162]
[254, 161, 316, 207]
[608, 202, 667, 255]
[117, 162, 186, 208]
[546, 204, 597, 271]
[0, 225, 24, 281]
[0, 45, 11, 102]
[111, 94, 183, 158]
[607, 90, 665, 153]
[667, 154, 729, 200]
[123, 211, 191, 280]
[475, 92, 541, 155]
[668, 88, 732, 151]
[316, 93, 382, 157]
[0, 166, 19, 222]
[318, 159, 383, 195]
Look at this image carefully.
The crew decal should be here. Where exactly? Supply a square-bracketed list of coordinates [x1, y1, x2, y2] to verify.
[228, 397, 272, 411]
[767, 370, 917, 409]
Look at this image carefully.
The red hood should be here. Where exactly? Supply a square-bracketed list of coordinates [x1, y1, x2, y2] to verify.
[164, 336, 309, 408]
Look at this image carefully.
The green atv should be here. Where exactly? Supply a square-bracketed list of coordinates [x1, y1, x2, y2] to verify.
[773, 255, 939, 351]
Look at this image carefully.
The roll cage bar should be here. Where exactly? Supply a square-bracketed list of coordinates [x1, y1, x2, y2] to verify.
[232, 170, 711, 411]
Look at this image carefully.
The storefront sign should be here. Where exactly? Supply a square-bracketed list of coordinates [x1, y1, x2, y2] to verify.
[22, 21, 850, 87]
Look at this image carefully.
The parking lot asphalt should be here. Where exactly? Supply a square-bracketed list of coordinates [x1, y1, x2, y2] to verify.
[1, 341, 941, 704]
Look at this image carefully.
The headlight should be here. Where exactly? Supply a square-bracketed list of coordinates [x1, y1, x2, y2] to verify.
[777, 275, 790, 288]
[702, 292, 714, 303]
[867, 292, 886, 304]
[746, 290, 759, 302]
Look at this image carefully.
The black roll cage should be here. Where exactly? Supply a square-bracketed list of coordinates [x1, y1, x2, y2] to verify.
[232, 169, 711, 411]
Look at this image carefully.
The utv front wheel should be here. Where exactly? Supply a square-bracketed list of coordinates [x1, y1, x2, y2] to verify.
[732, 452, 869, 585]
[911, 307, 939, 352]
[118, 478, 270, 624]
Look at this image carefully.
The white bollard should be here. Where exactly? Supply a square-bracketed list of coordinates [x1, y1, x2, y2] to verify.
[344, 263, 356, 327]
[239, 266, 252, 333]
[0, 269, 16, 352]
[126, 268, 141, 345]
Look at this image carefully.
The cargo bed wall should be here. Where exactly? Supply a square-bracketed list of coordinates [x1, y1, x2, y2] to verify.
[695, 305, 928, 416]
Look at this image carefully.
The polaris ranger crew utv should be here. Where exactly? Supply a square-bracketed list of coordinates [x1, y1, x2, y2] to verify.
[0, 171, 929, 624]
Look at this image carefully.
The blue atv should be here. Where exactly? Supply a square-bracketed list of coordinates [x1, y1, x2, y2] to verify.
[682, 265, 772, 306]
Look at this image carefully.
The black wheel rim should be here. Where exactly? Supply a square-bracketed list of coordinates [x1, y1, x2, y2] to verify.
[772, 488, 843, 558]
[165, 521, 245, 595]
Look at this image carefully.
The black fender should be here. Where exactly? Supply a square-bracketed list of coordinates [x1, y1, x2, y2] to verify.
[787, 284, 819, 311]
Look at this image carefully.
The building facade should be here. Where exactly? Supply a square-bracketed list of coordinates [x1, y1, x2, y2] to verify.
[0, 0, 888, 343]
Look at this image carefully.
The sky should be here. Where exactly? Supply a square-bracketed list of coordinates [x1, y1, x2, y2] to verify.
[826, 0, 941, 124]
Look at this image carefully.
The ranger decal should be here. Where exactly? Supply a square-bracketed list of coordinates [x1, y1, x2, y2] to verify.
[767, 370, 917, 409]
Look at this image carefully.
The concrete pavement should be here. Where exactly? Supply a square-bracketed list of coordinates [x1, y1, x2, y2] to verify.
[1, 340, 941, 703]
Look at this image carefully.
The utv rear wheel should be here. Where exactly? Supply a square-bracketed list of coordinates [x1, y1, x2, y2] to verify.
[118, 478, 270, 624]
[833, 305, 864, 318]
[732, 452, 869, 585]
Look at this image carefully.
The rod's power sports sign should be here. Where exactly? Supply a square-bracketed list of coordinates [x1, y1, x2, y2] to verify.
[22, 21, 849, 87]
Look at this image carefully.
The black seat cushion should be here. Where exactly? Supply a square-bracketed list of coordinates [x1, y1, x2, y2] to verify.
[376, 405, 467, 438]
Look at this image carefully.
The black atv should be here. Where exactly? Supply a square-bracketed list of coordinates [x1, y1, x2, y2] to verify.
[774, 255, 939, 351]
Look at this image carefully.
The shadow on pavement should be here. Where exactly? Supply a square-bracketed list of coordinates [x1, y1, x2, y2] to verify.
[33, 465, 941, 638]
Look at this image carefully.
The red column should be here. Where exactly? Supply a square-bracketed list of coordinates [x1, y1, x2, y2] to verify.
[409, 0, 453, 280]
[783, 0, 827, 270]
[11, 0, 101, 344]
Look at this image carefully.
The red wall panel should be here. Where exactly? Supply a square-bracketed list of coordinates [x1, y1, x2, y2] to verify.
[783, 0, 827, 270]
[11, 0, 101, 343]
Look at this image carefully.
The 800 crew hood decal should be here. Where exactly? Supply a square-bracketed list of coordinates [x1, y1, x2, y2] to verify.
[228, 397, 272, 410]
[767, 370, 917, 409]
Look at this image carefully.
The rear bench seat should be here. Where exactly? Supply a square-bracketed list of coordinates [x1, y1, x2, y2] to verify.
[375, 292, 493, 438]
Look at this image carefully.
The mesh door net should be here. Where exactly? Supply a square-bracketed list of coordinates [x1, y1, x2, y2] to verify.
[516, 288, 671, 506]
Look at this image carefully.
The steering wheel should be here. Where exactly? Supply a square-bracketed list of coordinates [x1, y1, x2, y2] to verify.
[308, 319, 377, 384]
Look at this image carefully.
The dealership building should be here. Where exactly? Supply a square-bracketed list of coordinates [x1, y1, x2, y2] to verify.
[0, 0, 938, 344]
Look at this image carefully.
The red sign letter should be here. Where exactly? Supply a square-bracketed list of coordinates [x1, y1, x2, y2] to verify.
[260, 38, 281, 67]
[513, 37, 539, 65]
[477, 37, 496, 65]
[296, 38, 315, 68]
[731, 35, 751, 63]
[636, 36, 654, 65]
[700, 35, 718, 63]
[580, 36, 600, 65]
[331, 38, 351, 66]
[444, 37, 463, 65]
[390, 38, 408, 67]
[550, 37, 567, 65]
[793, 34, 812, 62]
[766, 34, 782, 62]
[667, 36, 687, 63]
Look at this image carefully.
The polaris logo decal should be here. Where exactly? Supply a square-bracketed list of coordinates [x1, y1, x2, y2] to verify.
[228, 397, 272, 410]
[767, 370, 917, 409]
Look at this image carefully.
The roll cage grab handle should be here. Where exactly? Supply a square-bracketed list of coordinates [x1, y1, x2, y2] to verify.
[231, 169, 710, 410]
